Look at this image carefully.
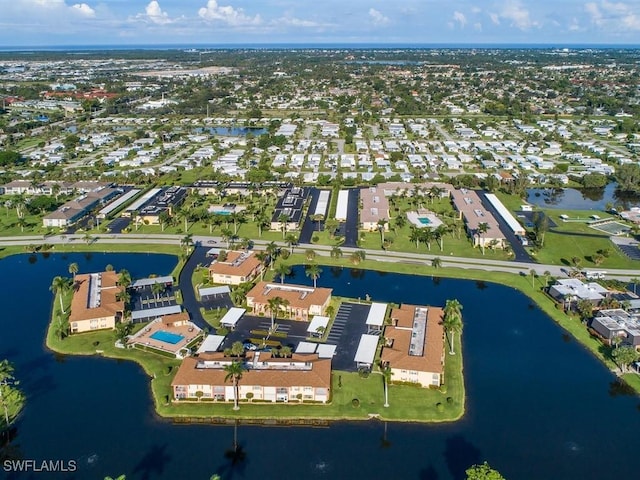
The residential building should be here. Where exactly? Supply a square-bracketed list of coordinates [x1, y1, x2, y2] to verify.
[590, 309, 640, 347]
[548, 279, 610, 306]
[136, 186, 187, 225]
[69, 271, 124, 334]
[171, 351, 331, 403]
[246, 282, 332, 321]
[43, 186, 120, 228]
[209, 250, 264, 286]
[381, 304, 445, 387]
[360, 186, 390, 231]
[450, 188, 506, 249]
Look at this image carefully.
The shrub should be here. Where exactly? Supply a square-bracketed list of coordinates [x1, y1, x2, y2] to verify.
[358, 367, 370, 378]
[312, 235, 319, 243]
[92, 341, 100, 347]
[436, 402, 444, 412]
[446, 396, 454, 404]
[351, 398, 360, 407]
[439, 384, 447, 394]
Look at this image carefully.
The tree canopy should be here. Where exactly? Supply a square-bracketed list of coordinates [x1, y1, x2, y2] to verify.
[466, 462, 506, 480]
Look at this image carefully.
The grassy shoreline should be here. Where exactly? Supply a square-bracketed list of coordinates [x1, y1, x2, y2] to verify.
[39, 241, 638, 425]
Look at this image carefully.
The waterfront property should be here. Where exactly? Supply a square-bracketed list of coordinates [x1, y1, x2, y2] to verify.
[590, 308, 640, 347]
[43, 185, 121, 228]
[246, 281, 332, 321]
[548, 278, 611, 307]
[69, 271, 124, 333]
[171, 351, 331, 403]
[208, 250, 264, 285]
[127, 312, 202, 358]
[381, 304, 445, 387]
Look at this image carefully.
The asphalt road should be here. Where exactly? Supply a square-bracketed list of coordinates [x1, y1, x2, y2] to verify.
[2, 233, 640, 280]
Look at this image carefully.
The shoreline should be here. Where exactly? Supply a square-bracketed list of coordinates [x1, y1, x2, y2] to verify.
[36, 240, 639, 423]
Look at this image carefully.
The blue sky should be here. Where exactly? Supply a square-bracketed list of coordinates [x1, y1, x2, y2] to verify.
[1, 0, 639, 46]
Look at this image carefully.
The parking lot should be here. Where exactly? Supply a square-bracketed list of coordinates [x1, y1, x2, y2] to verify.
[216, 301, 374, 372]
[200, 292, 235, 310]
[131, 285, 178, 311]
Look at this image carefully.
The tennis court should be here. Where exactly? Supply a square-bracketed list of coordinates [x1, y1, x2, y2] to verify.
[589, 221, 631, 235]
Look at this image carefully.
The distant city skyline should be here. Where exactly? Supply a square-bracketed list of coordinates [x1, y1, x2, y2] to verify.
[1, 0, 639, 47]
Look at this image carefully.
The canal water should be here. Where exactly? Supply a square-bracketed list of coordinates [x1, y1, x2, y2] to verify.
[1, 255, 639, 479]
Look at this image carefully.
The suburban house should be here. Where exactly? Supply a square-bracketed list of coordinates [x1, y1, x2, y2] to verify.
[246, 282, 332, 321]
[69, 271, 124, 334]
[208, 250, 264, 285]
[548, 279, 610, 307]
[171, 351, 331, 403]
[381, 304, 445, 387]
[590, 309, 640, 347]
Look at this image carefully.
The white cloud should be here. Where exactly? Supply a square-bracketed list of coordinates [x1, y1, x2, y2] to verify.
[453, 11, 467, 28]
[277, 16, 332, 28]
[471, 7, 482, 14]
[474, 22, 483, 31]
[499, 0, 537, 30]
[489, 12, 500, 25]
[198, 0, 262, 26]
[369, 8, 389, 26]
[143, 1, 171, 25]
[71, 3, 94, 17]
[585, 1, 640, 31]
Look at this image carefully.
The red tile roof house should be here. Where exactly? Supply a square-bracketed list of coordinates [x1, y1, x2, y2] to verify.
[208, 250, 264, 286]
[171, 351, 331, 403]
[246, 282, 332, 321]
[381, 304, 446, 388]
[69, 271, 124, 334]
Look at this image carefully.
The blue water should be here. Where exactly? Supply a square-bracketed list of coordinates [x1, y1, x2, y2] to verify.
[2, 254, 640, 479]
[418, 217, 432, 225]
[527, 183, 640, 210]
[150, 330, 184, 345]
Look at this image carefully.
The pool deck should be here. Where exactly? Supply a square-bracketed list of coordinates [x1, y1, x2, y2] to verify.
[407, 210, 443, 229]
[127, 318, 202, 355]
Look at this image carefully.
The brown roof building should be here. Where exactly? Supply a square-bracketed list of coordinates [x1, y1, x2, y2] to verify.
[69, 271, 124, 334]
[246, 282, 332, 321]
[172, 351, 331, 403]
[450, 188, 505, 249]
[209, 250, 264, 285]
[381, 304, 445, 387]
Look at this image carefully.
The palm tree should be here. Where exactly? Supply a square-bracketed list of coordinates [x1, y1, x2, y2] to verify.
[275, 263, 291, 284]
[265, 241, 279, 270]
[381, 363, 392, 408]
[434, 224, 449, 251]
[224, 361, 246, 411]
[50, 276, 70, 314]
[330, 246, 343, 259]
[151, 282, 164, 301]
[278, 213, 290, 238]
[117, 269, 132, 288]
[285, 233, 298, 253]
[631, 277, 640, 295]
[409, 226, 422, 249]
[431, 257, 442, 269]
[16, 217, 27, 233]
[477, 222, 489, 255]
[267, 296, 286, 330]
[83, 232, 93, 245]
[377, 218, 388, 243]
[256, 212, 270, 237]
[530, 269, 537, 289]
[229, 211, 244, 235]
[442, 299, 463, 355]
[305, 264, 322, 288]
[220, 228, 233, 249]
[421, 228, 434, 251]
[68, 262, 79, 281]
[180, 233, 194, 253]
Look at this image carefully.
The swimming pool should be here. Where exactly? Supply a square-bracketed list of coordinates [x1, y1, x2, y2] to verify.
[213, 210, 231, 215]
[150, 330, 185, 345]
[417, 217, 431, 225]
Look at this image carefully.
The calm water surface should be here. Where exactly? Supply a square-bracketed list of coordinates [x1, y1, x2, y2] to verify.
[1, 254, 639, 480]
[527, 183, 640, 210]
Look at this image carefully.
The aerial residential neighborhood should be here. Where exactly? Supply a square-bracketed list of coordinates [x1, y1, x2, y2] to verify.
[1, 42, 640, 480]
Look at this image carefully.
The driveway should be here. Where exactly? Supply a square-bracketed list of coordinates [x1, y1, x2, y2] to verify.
[341, 188, 360, 248]
[177, 246, 210, 329]
[476, 190, 533, 263]
[298, 187, 323, 244]
[327, 302, 372, 372]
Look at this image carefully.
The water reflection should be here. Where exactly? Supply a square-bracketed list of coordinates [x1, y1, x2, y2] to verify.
[527, 183, 640, 210]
